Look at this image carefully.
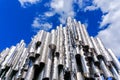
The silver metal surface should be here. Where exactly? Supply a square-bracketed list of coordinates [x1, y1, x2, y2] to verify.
[100, 60, 113, 79]
[0, 17, 119, 80]
[49, 30, 56, 50]
[108, 49, 120, 73]
[96, 38, 112, 65]
[90, 37, 102, 57]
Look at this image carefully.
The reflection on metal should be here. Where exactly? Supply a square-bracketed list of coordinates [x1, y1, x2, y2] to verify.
[0, 17, 120, 80]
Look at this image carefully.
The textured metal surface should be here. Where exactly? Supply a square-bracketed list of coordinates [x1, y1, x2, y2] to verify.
[0, 17, 120, 80]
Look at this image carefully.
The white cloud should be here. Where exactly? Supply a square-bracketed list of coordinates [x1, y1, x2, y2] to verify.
[88, 0, 120, 57]
[100, 10, 120, 28]
[75, 0, 94, 11]
[31, 0, 76, 31]
[18, 0, 40, 7]
[92, 0, 120, 13]
[51, 0, 64, 10]
[97, 22, 120, 58]
[74, 0, 83, 9]
[44, 12, 55, 17]
[31, 11, 54, 31]
[84, 5, 98, 11]
[50, 0, 75, 24]
[32, 17, 52, 31]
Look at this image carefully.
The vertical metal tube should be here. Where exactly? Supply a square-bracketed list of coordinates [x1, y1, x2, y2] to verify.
[76, 22, 82, 44]
[72, 19, 78, 40]
[0, 48, 9, 64]
[58, 69, 64, 80]
[52, 56, 58, 80]
[82, 24, 93, 49]
[78, 22, 88, 48]
[29, 41, 36, 60]
[4, 68, 13, 80]
[96, 38, 112, 66]
[42, 49, 52, 80]
[37, 67, 45, 80]
[91, 62, 100, 77]
[36, 30, 45, 47]
[40, 32, 49, 67]
[80, 48, 90, 78]
[25, 64, 35, 80]
[49, 30, 56, 50]
[35, 46, 42, 57]
[63, 27, 71, 72]
[92, 52, 99, 65]
[108, 49, 120, 74]
[99, 59, 113, 79]
[1, 46, 16, 69]
[90, 37, 102, 58]
[58, 26, 64, 69]
[80, 55, 90, 78]
[21, 71, 27, 80]
[55, 26, 60, 57]
[110, 64, 120, 80]
[35, 31, 46, 57]
[34, 56, 41, 67]
[72, 48, 84, 80]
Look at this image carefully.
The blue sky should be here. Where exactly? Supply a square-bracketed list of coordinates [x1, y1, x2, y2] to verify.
[0, 0, 120, 58]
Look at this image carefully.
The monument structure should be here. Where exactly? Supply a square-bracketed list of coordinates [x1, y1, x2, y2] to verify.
[0, 17, 120, 80]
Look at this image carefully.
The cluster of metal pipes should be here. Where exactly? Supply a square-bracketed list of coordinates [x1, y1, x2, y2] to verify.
[0, 17, 120, 80]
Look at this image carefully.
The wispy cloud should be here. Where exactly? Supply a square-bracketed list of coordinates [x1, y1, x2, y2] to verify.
[44, 11, 55, 17]
[31, 0, 76, 30]
[18, 0, 40, 7]
[84, 5, 98, 12]
[32, 17, 52, 31]
[74, 0, 93, 11]
[86, 0, 120, 57]
[50, 0, 75, 24]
